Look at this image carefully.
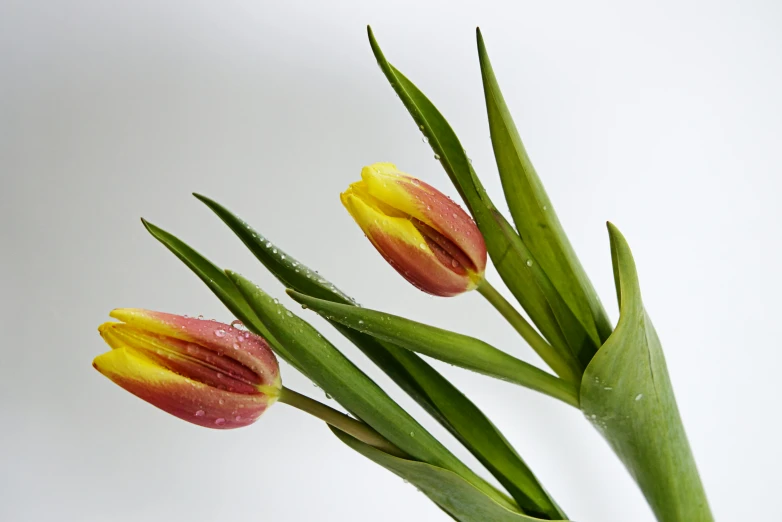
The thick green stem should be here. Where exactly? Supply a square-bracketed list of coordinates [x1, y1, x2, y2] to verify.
[277, 387, 408, 458]
[477, 279, 581, 384]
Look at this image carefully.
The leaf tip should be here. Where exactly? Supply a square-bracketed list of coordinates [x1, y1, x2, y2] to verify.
[605, 221, 625, 243]
[140, 217, 157, 234]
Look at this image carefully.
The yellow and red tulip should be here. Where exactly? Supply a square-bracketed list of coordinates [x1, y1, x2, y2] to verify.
[94, 309, 281, 429]
[341, 163, 487, 297]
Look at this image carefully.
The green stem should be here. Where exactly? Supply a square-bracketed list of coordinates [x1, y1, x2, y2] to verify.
[277, 387, 408, 458]
[477, 279, 581, 384]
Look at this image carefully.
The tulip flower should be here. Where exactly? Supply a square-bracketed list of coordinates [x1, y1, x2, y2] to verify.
[341, 163, 487, 297]
[94, 309, 281, 429]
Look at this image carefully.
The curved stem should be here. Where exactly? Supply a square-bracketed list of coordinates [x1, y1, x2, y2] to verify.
[477, 279, 581, 384]
[277, 387, 409, 458]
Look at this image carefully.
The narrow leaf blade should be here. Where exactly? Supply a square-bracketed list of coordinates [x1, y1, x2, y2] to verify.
[332, 427, 569, 522]
[477, 29, 611, 363]
[141, 219, 299, 366]
[289, 290, 580, 408]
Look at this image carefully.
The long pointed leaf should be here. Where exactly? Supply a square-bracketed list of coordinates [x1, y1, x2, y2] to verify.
[580, 224, 712, 521]
[367, 27, 586, 379]
[331, 428, 569, 522]
[141, 219, 300, 367]
[477, 29, 612, 364]
[288, 290, 580, 408]
[196, 194, 564, 517]
[227, 271, 518, 512]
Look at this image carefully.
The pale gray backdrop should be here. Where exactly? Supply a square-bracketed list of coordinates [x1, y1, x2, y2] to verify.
[2, 1, 780, 520]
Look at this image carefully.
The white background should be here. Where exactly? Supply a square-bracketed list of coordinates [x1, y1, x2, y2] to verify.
[2, 1, 780, 520]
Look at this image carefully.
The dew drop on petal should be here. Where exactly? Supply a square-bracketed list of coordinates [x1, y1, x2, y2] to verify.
[419, 243, 426, 249]
[235, 415, 242, 422]
[215, 329, 226, 337]
[195, 410, 205, 417]
[232, 343, 240, 350]
[215, 418, 226, 426]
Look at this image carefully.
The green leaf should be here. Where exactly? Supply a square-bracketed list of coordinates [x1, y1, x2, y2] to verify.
[140, 219, 301, 367]
[367, 27, 585, 381]
[196, 194, 565, 517]
[227, 271, 518, 513]
[476, 29, 612, 365]
[580, 224, 713, 522]
[288, 290, 580, 408]
[331, 427, 569, 522]
[193, 193, 357, 306]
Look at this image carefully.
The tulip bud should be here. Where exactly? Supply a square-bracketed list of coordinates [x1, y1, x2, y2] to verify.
[94, 309, 281, 429]
[341, 163, 487, 297]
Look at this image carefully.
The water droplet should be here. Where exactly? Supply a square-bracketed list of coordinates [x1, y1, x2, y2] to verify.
[273, 249, 278, 254]
[231, 320, 244, 329]
[409, 431, 415, 437]
[216, 373, 224, 379]
[451, 213, 458, 219]
[635, 394, 644, 401]
[468, 157, 473, 165]
[419, 124, 424, 130]
[281, 254, 286, 260]
[194, 410, 205, 417]
[215, 329, 226, 337]
[265, 241, 272, 248]
[214, 418, 226, 426]
[542, 205, 548, 211]
[286, 311, 293, 317]
[273, 298, 279, 305]
[590, 413, 597, 419]
[451, 259, 459, 268]
[358, 320, 364, 325]
[218, 399, 225, 405]
[421, 136, 429, 144]
[232, 343, 240, 350]
[235, 415, 242, 421]
[604, 386, 613, 391]
[526, 260, 533, 267]
[433, 153, 440, 160]
[197, 315, 204, 320]
[419, 243, 426, 249]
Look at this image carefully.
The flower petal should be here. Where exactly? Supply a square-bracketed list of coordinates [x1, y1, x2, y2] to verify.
[108, 309, 280, 388]
[93, 347, 273, 429]
[342, 190, 472, 296]
[361, 163, 487, 275]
